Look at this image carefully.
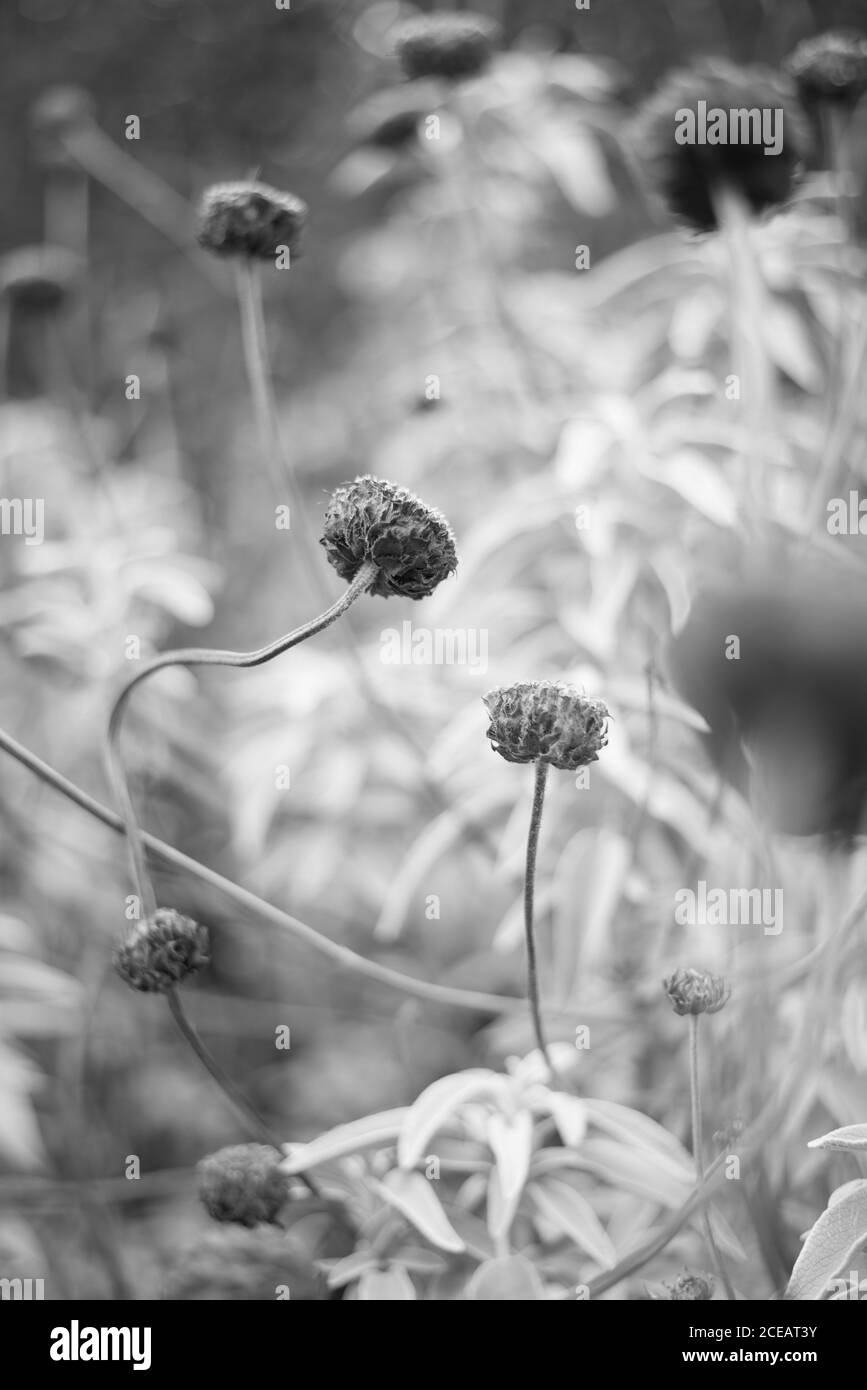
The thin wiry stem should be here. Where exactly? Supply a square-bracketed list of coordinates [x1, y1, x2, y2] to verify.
[0, 724, 518, 1015]
[105, 560, 378, 922]
[524, 759, 564, 1088]
[689, 1013, 736, 1300]
[165, 988, 319, 1197]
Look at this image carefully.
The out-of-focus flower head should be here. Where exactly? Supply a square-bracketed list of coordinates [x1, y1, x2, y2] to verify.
[196, 181, 308, 260]
[630, 59, 808, 231]
[786, 29, 867, 109]
[0, 245, 84, 315]
[392, 11, 500, 82]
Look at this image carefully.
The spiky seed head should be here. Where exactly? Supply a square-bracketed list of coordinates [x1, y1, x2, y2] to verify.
[483, 681, 610, 772]
[114, 908, 210, 993]
[663, 967, 730, 1016]
[320, 475, 457, 600]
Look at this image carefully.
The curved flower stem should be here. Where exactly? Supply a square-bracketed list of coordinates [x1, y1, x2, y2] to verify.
[105, 560, 378, 920]
[165, 988, 319, 1196]
[0, 725, 518, 1014]
[524, 760, 564, 1087]
[689, 1014, 736, 1300]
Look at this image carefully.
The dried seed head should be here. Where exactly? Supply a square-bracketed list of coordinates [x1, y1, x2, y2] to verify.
[320, 475, 457, 600]
[114, 908, 210, 993]
[629, 59, 808, 232]
[197, 1144, 288, 1228]
[786, 30, 867, 108]
[0, 245, 84, 314]
[667, 1272, 716, 1300]
[483, 681, 610, 772]
[348, 81, 443, 149]
[31, 85, 96, 167]
[195, 181, 308, 261]
[392, 12, 500, 82]
[663, 967, 730, 1016]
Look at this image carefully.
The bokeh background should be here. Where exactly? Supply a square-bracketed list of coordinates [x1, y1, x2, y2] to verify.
[1, 0, 867, 1299]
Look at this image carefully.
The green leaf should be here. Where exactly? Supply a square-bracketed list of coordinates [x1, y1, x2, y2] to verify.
[785, 1181, 867, 1300]
[529, 1176, 617, 1268]
[374, 1170, 466, 1254]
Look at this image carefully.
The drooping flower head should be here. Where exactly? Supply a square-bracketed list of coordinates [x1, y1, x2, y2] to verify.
[630, 59, 808, 231]
[320, 475, 457, 600]
[197, 1144, 288, 1228]
[483, 681, 609, 772]
[786, 30, 867, 109]
[663, 967, 730, 1016]
[392, 12, 500, 82]
[196, 181, 308, 260]
[114, 908, 210, 993]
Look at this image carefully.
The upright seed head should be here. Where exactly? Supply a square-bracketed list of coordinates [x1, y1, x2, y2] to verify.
[663, 967, 730, 1016]
[483, 681, 609, 772]
[391, 12, 500, 82]
[320, 475, 457, 600]
[629, 59, 808, 232]
[197, 1144, 289, 1228]
[785, 30, 867, 108]
[113, 908, 210, 993]
[196, 181, 308, 261]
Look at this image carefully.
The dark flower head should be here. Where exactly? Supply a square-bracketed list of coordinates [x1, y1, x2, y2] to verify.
[0, 245, 84, 314]
[665, 570, 867, 842]
[114, 908, 209, 993]
[667, 1272, 715, 1300]
[664, 967, 730, 1016]
[483, 681, 610, 772]
[630, 59, 808, 231]
[196, 181, 308, 261]
[392, 12, 500, 82]
[320, 475, 457, 600]
[197, 1144, 288, 1228]
[31, 86, 96, 167]
[786, 30, 867, 108]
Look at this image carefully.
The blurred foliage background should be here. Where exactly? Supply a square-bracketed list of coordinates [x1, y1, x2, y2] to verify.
[1, 0, 867, 1299]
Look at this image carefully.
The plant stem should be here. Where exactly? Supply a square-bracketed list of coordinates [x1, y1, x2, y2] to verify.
[0, 725, 520, 1015]
[105, 560, 377, 921]
[165, 988, 319, 1196]
[524, 759, 563, 1087]
[689, 1013, 736, 1300]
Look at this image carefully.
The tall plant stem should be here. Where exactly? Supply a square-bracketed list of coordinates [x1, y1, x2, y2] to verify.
[689, 1013, 736, 1300]
[105, 561, 377, 921]
[524, 759, 563, 1086]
